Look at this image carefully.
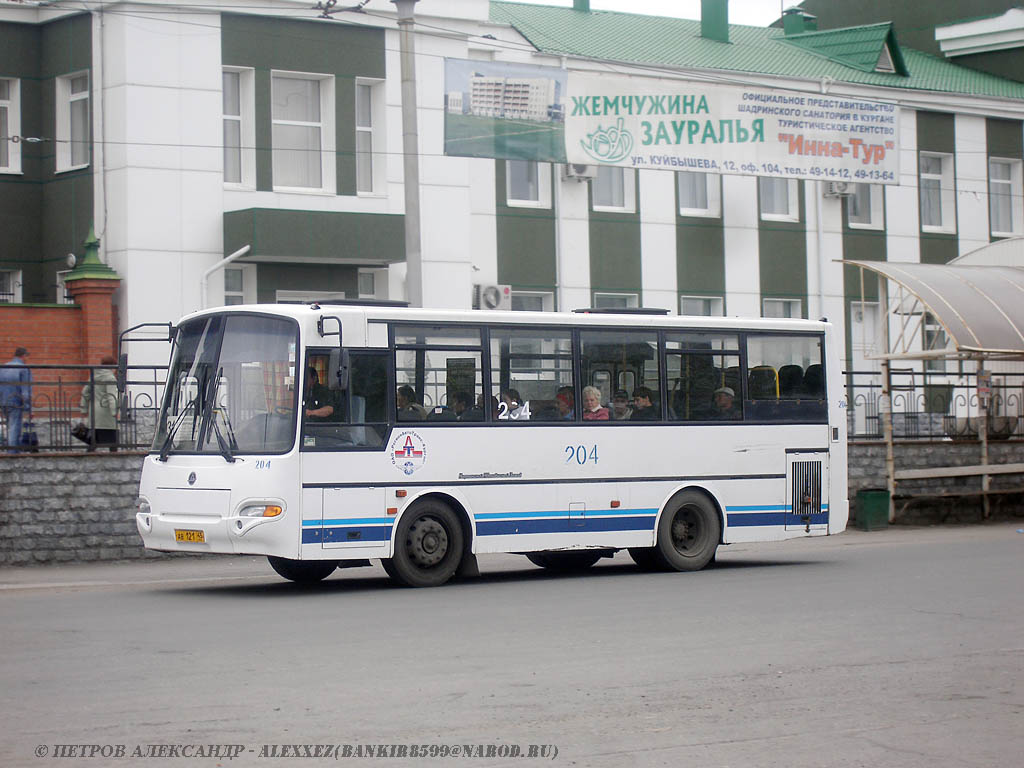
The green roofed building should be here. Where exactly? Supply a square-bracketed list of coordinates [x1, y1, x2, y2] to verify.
[1, 0, 1022, 403]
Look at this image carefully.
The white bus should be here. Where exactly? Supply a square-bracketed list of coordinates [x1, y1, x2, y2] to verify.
[136, 304, 848, 587]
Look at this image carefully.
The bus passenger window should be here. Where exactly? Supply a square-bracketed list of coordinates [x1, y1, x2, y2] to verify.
[489, 327, 574, 423]
[580, 330, 661, 422]
[665, 332, 740, 421]
[393, 324, 484, 424]
[744, 334, 826, 422]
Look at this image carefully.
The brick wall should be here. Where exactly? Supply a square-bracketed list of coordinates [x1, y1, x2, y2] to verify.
[0, 305, 84, 363]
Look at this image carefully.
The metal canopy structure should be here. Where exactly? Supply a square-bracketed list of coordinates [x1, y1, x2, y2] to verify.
[844, 260, 1024, 361]
[843, 258, 1024, 521]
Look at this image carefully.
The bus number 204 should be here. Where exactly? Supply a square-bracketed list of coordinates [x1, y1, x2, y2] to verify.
[565, 444, 599, 465]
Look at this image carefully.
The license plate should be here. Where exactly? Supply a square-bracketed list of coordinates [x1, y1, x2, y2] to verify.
[174, 529, 205, 543]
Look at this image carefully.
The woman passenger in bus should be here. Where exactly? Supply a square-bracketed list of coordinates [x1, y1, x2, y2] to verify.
[582, 386, 609, 420]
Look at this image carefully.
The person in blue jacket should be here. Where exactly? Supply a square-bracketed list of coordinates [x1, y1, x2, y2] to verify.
[0, 347, 31, 452]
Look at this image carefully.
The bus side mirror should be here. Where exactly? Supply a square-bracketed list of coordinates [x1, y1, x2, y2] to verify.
[116, 353, 128, 394]
[329, 348, 350, 392]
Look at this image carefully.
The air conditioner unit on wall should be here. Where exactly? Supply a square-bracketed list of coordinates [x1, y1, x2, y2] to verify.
[561, 163, 598, 182]
[472, 283, 512, 310]
[824, 180, 853, 197]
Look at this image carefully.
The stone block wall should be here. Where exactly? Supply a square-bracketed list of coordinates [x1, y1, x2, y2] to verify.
[0, 453, 151, 565]
[849, 440, 1024, 524]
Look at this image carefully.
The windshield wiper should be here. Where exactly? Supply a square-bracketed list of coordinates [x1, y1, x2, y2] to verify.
[205, 368, 236, 463]
[158, 399, 196, 462]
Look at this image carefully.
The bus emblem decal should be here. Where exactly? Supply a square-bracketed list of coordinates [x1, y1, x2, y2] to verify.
[390, 431, 427, 476]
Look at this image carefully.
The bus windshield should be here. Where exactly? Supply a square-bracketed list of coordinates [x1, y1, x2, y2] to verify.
[153, 313, 299, 457]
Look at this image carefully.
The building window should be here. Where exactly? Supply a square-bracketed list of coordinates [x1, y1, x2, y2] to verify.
[990, 158, 1023, 236]
[510, 291, 554, 312]
[224, 268, 245, 305]
[355, 80, 384, 194]
[593, 292, 639, 310]
[506, 160, 551, 208]
[763, 298, 801, 319]
[924, 313, 948, 372]
[593, 167, 636, 212]
[56, 72, 90, 171]
[919, 152, 955, 233]
[223, 68, 254, 187]
[0, 78, 21, 173]
[680, 296, 724, 316]
[0, 269, 22, 303]
[272, 72, 335, 192]
[759, 177, 799, 221]
[677, 171, 720, 217]
[55, 270, 74, 304]
[847, 183, 883, 229]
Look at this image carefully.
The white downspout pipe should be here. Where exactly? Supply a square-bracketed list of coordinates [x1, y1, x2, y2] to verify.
[200, 245, 251, 309]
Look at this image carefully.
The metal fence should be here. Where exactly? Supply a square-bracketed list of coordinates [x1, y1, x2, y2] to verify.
[846, 368, 1024, 441]
[4, 364, 1023, 452]
[0, 363, 167, 452]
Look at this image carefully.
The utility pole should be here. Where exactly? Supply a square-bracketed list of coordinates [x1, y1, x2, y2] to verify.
[392, 0, 423, 307]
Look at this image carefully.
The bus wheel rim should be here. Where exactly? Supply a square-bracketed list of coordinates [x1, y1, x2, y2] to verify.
[670, 507, 701, 553]
[407, 516, 449, 568]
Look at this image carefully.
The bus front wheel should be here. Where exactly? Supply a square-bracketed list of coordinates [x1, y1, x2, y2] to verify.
[653, 490, 720, 572]
[384, 501, 464, 588]
[267, 556, 339, 584]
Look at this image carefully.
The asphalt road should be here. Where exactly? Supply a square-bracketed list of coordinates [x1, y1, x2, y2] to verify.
[1, 524, 1022, 768]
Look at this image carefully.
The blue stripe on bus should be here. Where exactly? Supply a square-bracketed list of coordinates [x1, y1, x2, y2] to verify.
[473, 507, 657, 521]
[302, 526, 392, 545]
[727, 512, 829, 527]
[302, 518, 395, 527]
[476, 515, 656, 537]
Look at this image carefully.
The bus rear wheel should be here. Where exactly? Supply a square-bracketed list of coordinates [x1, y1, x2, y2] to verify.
[526, 550, 605, 572]
[267, 556, 339, 584]
[385, 501, 464, 588]
[653, 490, 720, 572]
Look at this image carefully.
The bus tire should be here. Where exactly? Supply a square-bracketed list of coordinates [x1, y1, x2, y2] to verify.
[386, 501, 464, 588]
[267, 556, 338, 584]
[526, 550, 604, 572]
[654, 490, 721, 572]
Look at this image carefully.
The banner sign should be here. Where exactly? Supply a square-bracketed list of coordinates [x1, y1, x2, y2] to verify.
[565, 73, 899, 183]
[442, 60, 900, 184]
[444, 59, 568, 163]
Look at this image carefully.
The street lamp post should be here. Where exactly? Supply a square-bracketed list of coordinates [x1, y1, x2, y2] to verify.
[391, 0, 422, 307]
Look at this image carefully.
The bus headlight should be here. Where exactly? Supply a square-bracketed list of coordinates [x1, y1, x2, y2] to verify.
[239, 504, 283, 518]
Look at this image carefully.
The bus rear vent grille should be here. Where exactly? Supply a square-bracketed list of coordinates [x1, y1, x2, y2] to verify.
[792, 460, 822, 518]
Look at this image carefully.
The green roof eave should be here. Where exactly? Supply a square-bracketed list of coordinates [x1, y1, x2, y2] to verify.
[488, 2, 1024, 100]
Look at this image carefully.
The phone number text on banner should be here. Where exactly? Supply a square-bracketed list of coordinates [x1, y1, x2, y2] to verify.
[565, 73, 900, 184]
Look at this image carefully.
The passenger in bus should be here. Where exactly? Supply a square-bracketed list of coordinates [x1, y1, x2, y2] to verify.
[452, 390, 483, 421]
[610, 389, 632, 420]
[582, 386, 609, 420]
[396, 385, 427, 421]
[711, 386, 741, 420]
[630, 387, 659, 420]
[556, 387, 575, 420]
[304, 367, 335, 422]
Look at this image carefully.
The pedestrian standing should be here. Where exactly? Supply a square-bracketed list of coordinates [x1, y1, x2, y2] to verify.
[77, 355, 119, 451]
[0, 346, 32, 452]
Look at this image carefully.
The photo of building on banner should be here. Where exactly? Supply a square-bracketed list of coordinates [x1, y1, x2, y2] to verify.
[565, 73, 900, 184]
[444, 59, 568, 163]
